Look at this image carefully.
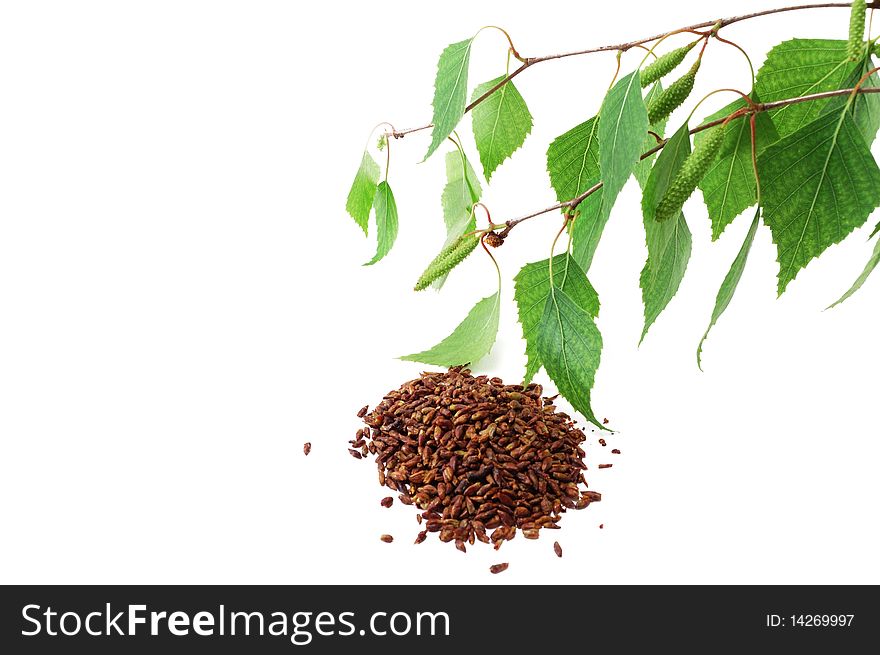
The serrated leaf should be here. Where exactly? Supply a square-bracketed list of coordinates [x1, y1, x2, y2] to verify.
[471, 77, 532, 181]
[599, 71, 649, 209]
[546, 115, 605, 272]
[755, 39, 879, 140]
[697, 208, 760, 369]
[364, 181, 398, 266]
[570, 190, 608, 273]
[640, 122, 693, 341]
[434, 149, 482, 288]
[634, 82, 668, 188]
[758, 108, 880, 294]
[424, 38, 474, 161]
[696, 96, 779, 240]
[547, 115, 601, 202]
[828, 236, 880, 307]
[345, 151, 380, 235]
[514, 253, 600, 384]
[537, 286, 604, 429]
[400, 291, 500, 366]
[441, 149, 482, 234]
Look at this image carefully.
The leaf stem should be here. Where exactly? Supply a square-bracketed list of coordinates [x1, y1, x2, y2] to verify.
[480, 234, 503, 290]
[713, 34, 757, 90]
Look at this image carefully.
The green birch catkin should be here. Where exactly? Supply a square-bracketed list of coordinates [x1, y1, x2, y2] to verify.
[849, 0, 867, 61]
[640, 41, 697, 88]
[647, 61, 700, 125]
[655, 124, 727, 223]
[414, 233, 480, 290]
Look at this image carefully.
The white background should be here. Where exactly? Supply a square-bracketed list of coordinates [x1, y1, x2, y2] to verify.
[1, 0, 878, 585]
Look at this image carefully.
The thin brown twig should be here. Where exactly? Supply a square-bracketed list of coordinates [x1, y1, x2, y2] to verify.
[386, 2, 877, 140]
[496, 85, 880, 238]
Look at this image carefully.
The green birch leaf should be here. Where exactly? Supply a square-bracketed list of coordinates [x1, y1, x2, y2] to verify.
[755, 39, 878, 139]
[828, 236, 880, 307]
[514, 253, 600, 384]
[546, 115, 600, 203]
[345, 151, 380, 235]
[545, 114, 606, 272]
[400, 291, 500, 366]
[471, 77, 533, 181]
[570, 191, 608, 273]
[424, 38, 475, 161]
[758, 109, 880, 294]
[697, 208, 760, 369]
[640, 122, 693, 341]
[825, 53, 880, 145]
[537, 286, 604, 429]
[599, 71, 649, 209]
[634, 82, 668, 188]
[696, 96, 779, 240]
[434, 149, 482, 288]
[364, 181, 398, 266]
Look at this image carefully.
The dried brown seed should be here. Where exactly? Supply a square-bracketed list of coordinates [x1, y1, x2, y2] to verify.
[303, 442, 311, 456]
[598, 463, 612, 469]
[489, 563, 509, 574]
[611, 448, 621, 454]
[380, 496, 393, 508]
[553, 541, 562, 558]
[380, 534, 393, 543]
[357, 405, 369, 418]
[348, 449, 362, 460]
[414, 530, 427, 545]
[356, 367, 595, 552]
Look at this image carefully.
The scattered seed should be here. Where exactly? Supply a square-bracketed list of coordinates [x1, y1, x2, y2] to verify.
[553, 541, 562, 558]
[602, 418, 609, 425]
[599, 523, 604, 529]
[489, 563, 509, 574]
[414, 531, 427, 545]
[354, 367, 597, 551]
[599, 438, 607, 447]
[303, 442, 311, 456]
[598, 464, 612, 469]
[611, 448, 621, 455]
[380, 497, 393, 508]
[380, 534, 393, 543]
[357, 405, 369, 418]
[348, 449, 363, 460]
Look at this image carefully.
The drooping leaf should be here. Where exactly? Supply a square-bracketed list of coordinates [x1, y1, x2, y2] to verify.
[537, 286, 604, 429]
[471, 77, 532, 181]
[825, 52, 880, 145]
[547, 115, 600, 203]
[514, 253, 600, 384]
[828, 236, 880, 307]
[400, 291, 500, 366]
[599, 71, 649, 210]
[697, 208, 760, 369]
[424, 38, 475, 161]
[545, 115, 605, 272]
[640, 122, 693, 341]
[364, 181, 399, 266]
[441, 149, 482, 235]
[345, 151, 380, 235]
[758, 108, 880, 294]
[570, 190, 610, 274]
[755, 39, 879, 140]
[435, 149, 482, 288]
[550, 82, 659, 273]
[634, 82, 668, 188]
[696, 96, 779, 240]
